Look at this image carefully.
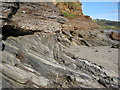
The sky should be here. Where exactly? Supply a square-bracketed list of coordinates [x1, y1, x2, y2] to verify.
[82, 2, 119, 21]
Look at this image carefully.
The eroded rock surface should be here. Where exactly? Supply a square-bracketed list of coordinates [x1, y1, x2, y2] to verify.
[110, 31, 120, 41]
[0, 2, 119, 88]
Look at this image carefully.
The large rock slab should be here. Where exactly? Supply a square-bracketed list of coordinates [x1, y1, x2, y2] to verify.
[1, 2, 62, 33]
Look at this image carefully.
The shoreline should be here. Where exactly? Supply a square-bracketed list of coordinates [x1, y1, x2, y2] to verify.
[65, 45, 119, 77]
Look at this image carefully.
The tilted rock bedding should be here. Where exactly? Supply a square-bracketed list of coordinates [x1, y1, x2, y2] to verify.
[0, 2, 119, 88]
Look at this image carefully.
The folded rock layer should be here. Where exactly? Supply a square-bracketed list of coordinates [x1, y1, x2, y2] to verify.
[0, 2, 119, 88]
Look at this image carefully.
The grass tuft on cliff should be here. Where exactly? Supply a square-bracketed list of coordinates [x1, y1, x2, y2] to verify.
[62, 12, 77, 17]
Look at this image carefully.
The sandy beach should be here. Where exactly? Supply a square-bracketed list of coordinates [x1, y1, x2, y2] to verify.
[65, 46, 119, 76]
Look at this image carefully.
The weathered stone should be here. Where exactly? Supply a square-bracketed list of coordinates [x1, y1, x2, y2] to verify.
[57, 16, 69, 24]
[110, 31, 120, 41]
[1, 2, 119, 88]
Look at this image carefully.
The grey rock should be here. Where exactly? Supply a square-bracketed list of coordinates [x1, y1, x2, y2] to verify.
[57, 16, 69, 24]
[1, 2, 119, 88]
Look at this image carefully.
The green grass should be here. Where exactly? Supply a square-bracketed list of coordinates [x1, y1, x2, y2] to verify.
[93, 19, 120, 30]
[101, 26, 119, 30]
[63, 12, 77, 18]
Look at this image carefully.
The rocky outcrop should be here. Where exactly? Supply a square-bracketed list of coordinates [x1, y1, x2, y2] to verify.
[1, 2, 61, 33]
[56, 2, 83, 16]
[1, 32, 119, 88]
[110, 31, 120, 41]
[56, 2, 100, 30]
[1, 2, 119, 88]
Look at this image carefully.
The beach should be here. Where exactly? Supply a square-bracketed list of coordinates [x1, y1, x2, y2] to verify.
[65, 46, 119, 77]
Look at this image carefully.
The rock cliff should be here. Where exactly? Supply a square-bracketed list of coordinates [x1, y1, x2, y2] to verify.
[0, 2, 119, 88]
[56, 2, 100, 30]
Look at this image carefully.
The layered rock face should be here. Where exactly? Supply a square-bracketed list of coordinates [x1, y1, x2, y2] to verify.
[56, 2, 100, 30]
[2, 2, 61, 33]
[0, 2, 119, 88]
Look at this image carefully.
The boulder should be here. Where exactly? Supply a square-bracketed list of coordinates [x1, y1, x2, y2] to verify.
[110, 31, 120, 41]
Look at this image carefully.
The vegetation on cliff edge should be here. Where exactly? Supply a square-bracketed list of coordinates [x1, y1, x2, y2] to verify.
[94, 19, 120, 30]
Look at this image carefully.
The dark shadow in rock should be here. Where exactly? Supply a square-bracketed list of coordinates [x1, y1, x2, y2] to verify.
[78, 34, 83, 38]
[2, 43, 5, 51]
[0, 18, 10, 21]
[7, 2, 20, 20]
[80, 40, 90, 46]
[1, 25, 36, 40]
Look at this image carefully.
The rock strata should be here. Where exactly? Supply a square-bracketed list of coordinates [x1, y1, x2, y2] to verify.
[1, 2, 119, 88]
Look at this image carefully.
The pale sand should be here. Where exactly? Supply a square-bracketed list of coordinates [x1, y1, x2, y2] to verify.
[65, 46, 119, 76]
